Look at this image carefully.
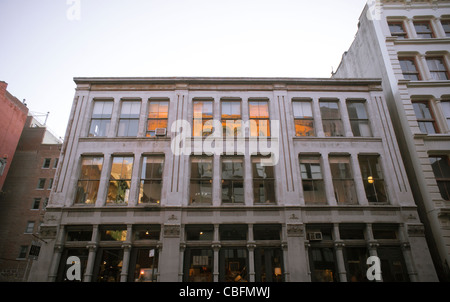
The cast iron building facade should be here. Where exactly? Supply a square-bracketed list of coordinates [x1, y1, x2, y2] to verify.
[333, 0, 450, 281]
[29, 77, 437, 282]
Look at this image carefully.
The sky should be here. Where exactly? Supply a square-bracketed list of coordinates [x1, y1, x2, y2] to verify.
[0, 0, 369, 139]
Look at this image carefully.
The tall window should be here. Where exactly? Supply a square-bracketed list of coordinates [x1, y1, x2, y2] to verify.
[190, 157, 213, 204]
[221, 100, 242, 137]
[413, 21, 434, 38]
[426, 57, 449, 81]
[89, 101, 113, 137]
[429, 156, 450, 200]
[329, 156, 357, 205]
[412, 101, 438, 134]
[43, 158, 51, 169]
[388, 22, 408, 39]
[139, 157, 164, 204]
[221, 157, 244, 203]
[442, 101, 450, 129]
[300, 155, 326, 204]
[193, 100, 214, 137]
[399, 58, 420, 81]
[320, 100, 344, 137]
[442, 20, 450, 37]
[347, 101, 372, 137]
[75, 157, 103, 204]
[118, 101, 140, 137]
[293, 101, 315, 137]
[249, 101, 270, 137]
[358, 155, 387, 203]
[107, 156, 134, 204]
[252, 157, 276, 204]
[147, 100, 169, 137]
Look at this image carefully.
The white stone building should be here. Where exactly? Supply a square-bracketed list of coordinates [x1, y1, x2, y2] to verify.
[28, 77, 437, 282]
[333, 0, 450, 281]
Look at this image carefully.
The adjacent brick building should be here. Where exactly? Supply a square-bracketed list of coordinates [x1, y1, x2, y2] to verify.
[0, 81, 29, 191]
[0, 115, 62, 281]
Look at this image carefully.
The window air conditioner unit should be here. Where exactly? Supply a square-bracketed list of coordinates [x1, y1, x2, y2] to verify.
[308, 232, 323, 241]
[155, 128, 167, 136]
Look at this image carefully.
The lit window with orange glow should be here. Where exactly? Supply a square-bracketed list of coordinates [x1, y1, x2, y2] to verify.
[221, 100, 242, 137]
[293, 101, 315, 137]
[249, 100, 270, 137]
[193, 100, 214, 137]
[147, 100, 169, 137]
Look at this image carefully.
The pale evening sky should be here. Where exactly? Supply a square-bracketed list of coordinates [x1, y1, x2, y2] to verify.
[0, 0, 369, 139]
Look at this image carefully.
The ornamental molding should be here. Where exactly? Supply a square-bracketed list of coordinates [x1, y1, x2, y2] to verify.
[286, 224, 304, 237]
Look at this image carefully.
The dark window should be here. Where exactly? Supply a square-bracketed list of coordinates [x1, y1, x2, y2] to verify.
[139, 156, 164, 204]
[309, 247, 337, 282]
[183, 248, 213, 282]
[43, 158, 51, 168]
[429, 156, 450, 200]
[300, 155, 326, 204]
[190, 157, 213, 204]
[37, 178, 46, 189]
[359, 155, 388, 203]
[100, 227, 127, 241]
[219, 224, 247, 241]
[347, 101, 372, 137]
[32, 198, 41, 210]
[222, 157, 244, 204]
[330, 156, 358, 205]
[66, 229, 93, 241]
[253, 224, 281, 240]
[134, 225, 161, 240]
[442, 20, 450, 37]
[252, 157, 275, 204]
[185, 225, 214, 241]
[320, 101, 344, 137]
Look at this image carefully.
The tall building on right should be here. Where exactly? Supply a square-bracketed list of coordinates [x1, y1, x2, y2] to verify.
[333, 0, 450, 281]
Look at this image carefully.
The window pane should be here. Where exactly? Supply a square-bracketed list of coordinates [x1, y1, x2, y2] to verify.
[293, 102, 313, 118]
[139, 180, 162, 204]
[89, 119, 110, 137]
[148, 101, 169, 118]
[191, 158, 213, 178]
[222, 101, 241, 119]
[121, 102, 140, 118]
[222, 158, 244, 179]
[92, 101, 113, 119]
[442, 102, 450, 128]
[141, 157, 164, 179]
[249, 101, 269, 118]
[322, 120, 344, 137]
[320, 101, 340, 119]
[347, 102, 368, 119]
[295, 120, 315, 137]
[190, 180, 212, 204]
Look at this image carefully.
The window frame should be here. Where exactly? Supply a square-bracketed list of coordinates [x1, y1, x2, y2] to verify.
[442, 20, 450, 37]
[146, 99, 169, 137]
[189, 156, 213, 205]
[117, 100, 141, 137]
[319, 100, 344, 137]
[138, 156, 165, 204]
[412, 101, 439, 134]
[249, 100, 271, 137]
[358, 154, 388, 204]
[42, 158, 51, 169]
[329, 155, 358, 205]
[429, 155, 450, 201]
[292, 100, 315, 137]
[346, 100, 372, 137]
[221, 156, 245, 204]
[251, 156, 276, 204]
[413, 21, 435, 39]
[426, 56, 450, 81]
[441, 100, 450, 130]
[221, 100, 242, 137]
[399, 57, 421, 81]
[107, 156, 134, 204]
[193, 100, 214, 137]
[299, 155, 326, 204]
[88, 100, 113, 137]
[75, 156, 103, 205]
[388, 21, 408, 39]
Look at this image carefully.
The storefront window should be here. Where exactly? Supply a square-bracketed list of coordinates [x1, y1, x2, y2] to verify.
[220, 248, 248, 282]
[130, 248, 158, 282]
[254, 248, 284, 282]
[184, 249, 213, 282]
[95, 249, 124, 282]
[57, 248, 89, 282]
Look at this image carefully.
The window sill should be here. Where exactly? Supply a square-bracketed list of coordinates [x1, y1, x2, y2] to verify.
[414, 133, 450, 140]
